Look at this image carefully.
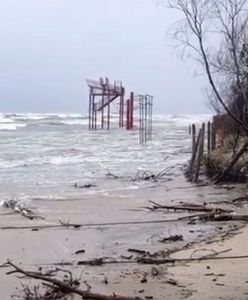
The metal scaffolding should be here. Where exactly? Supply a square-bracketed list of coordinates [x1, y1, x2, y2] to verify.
[86, 77, 125, 130]
[86, 78, 153, 143]
[138, 95, 153, 144]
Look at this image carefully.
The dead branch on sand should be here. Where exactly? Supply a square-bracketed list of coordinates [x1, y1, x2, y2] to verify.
[146, 200, 232, 214]
[3, 199, 44, 220]
[6, 261, 144, 300]
[74, 183, 97, 189]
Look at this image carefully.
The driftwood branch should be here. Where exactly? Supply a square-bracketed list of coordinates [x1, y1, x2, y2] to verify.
[3, 199, 44, 220]
[6, 261, 143, 300]
[148, 200, 232, 214]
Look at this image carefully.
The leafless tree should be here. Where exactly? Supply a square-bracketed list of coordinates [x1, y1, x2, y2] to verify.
[168, 0, 248, 131]
[167, 0, 248, 179]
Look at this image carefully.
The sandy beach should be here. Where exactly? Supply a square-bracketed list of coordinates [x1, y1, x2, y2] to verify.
[0, 175, 247, 299]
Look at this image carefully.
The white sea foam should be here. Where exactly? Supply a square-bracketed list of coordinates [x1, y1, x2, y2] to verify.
[61, 119, 87, 126]
[0, 123, 26, 131]
[0, 114, 14, 123]
[49, 155, 84, 165]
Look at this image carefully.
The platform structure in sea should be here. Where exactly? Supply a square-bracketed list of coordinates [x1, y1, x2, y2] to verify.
[86, 77, 125, 130]
[86, 77, 153, 143]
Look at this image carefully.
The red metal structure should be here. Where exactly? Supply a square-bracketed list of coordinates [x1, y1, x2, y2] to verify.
[86, 78, 153, 143]
[86, 77, 125, 130]
[126, 92, 134, 130]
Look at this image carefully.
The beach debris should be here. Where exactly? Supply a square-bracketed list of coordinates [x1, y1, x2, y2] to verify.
[128, 249, 147, 255]
[204, 272, 214, 276]
[132, 167, 176, 182]
[146, 200, 233, 214]
[106, 170, 125, 179]
[102, 276, 108, 285]
[1, 207, 247, 232]
[132, 170, 156, 181]
[77, 258, 105, 266]
[198, 214, 248, 222]
[165, 278, 178, 286]
[74, 183, 97, 188]
[189, 248, 231, 259]
[151, 267, 159, 277]
[106, 167, 173, 182]
[3, 199, 44, 220]
[127, 249, 171, 260]
[74, 249, 85, 255]
[231, 195, 248, 204]
[158, 235, 183, 243]
[58, 220, 82, 229]
[140, 273, 148, 283]
[120, 255, 133, 260]
[7, 261, 144, 300]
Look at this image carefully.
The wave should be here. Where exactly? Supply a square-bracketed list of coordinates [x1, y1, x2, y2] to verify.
[1, 113, 88, 126]
[0, 117, 14, 124]
[61, 119, 88, 126]
[0, 123, 27, 131]
[11, 113, 86, 120]
[0, 113, 212, 132]
[152, 114, 211, 126]
[0, 154, 87, 169]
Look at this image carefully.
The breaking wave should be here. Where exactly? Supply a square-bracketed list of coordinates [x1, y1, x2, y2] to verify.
[0, 113, 88, 130]
[0, 123, 27, 131]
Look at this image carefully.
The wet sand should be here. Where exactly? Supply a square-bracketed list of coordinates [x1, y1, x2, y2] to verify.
[0, 176, 247, 299]
[171, 225, 248, 299]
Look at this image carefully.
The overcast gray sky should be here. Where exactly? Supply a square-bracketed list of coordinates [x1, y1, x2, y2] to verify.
[0, 0, 209, 114]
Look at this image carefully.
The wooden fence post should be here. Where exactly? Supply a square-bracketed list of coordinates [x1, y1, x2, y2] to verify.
[207, 121, 211, 155]
[192, 124, 196, 151]
[211, 122, 216, 151]
[194, 125, 205, 183]
[189, 128, 202, 182]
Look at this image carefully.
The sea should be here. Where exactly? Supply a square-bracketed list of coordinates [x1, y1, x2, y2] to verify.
[0, 113, 210, 205]
[2, 111, 247, 277]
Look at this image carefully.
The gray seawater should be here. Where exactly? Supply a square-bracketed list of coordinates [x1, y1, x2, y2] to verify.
[0, 113, 209, 205]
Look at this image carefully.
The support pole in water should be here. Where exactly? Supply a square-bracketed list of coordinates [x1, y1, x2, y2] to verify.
[130, 92, 134, 129]
[88, 88, 92, 130]
[126, 99, 130, 130]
